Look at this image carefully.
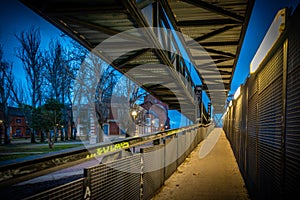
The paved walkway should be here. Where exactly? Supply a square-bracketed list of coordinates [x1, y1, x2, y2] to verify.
[152, 128, 250, 200]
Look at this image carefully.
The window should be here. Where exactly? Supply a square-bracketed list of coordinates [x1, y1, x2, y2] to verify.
[146, 117, 151, 126]
[16, 118, 21, 123]
[103, 124, 109, 135]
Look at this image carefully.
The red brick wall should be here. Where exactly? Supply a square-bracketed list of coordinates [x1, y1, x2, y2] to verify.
[109, 122, 120, 135]
[10, 116, 29, 137]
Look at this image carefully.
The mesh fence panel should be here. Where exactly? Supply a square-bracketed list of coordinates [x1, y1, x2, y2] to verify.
[87, 154, 141, 200]
[177, 132, 186, 165]
[192, 129, 198, 149]
[24, 178, 84, 200]
[142, 145, 165, 200]
[185, 131, 192, 155]
[164, 136, 178, 180]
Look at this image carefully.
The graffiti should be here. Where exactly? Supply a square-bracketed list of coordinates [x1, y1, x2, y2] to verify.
[86, 141, 130, 158]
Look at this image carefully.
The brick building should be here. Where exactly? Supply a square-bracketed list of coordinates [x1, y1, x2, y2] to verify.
[0, 106, 31, 139]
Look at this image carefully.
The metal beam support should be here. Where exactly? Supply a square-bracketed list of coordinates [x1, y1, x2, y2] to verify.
[115, 48, 152, 68]
[63, 16, 121, 36]
[177, 19, 242, 26]
[159, 0, 206, 93]
[120, 0, 173, 68]
[182, 0, 245, 22]
[204, 48, 236, 58]
[191, 25, 240, 43]
[197, 41, 240, 46]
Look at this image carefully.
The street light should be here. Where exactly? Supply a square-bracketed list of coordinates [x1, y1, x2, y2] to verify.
[131, 110, 137, 120]
[131, 109, 139, 136]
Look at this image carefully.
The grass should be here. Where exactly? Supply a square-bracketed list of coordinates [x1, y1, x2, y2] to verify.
[0, 142, 84, 162]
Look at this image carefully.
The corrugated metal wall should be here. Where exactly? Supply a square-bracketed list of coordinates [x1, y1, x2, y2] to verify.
[285, 8, 300, 198]
[223, 6, 300, 199]
[257, 44, 283, 199]
[246, 75, 258, 198]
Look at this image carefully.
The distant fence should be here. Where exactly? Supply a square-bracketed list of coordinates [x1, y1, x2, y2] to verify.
[24, 124, 210, 200]
[223, 6, 300, 200]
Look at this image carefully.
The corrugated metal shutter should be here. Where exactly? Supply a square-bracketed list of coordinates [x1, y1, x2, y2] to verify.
[234, 95, 242, 163]
[246, 75, 258, 198]
[257, 46, 283, 199]
[239, 85, 248, 175]
[285, 17, 300, 197]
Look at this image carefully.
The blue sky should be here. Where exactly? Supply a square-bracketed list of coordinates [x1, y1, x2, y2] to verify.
[230, 0, 300, 95]
[1, 0, 299, 104]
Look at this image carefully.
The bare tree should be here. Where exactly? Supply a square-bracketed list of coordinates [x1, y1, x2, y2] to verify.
[114, 78, 146, 137]
[43, 40, 67, 141]
[95, 67, 117, 142]
[74, 53, 117, 143]
[44, 40, 65, 101]
[0, 45, 14, 144]
[15, 26, 44, 143]
[63, 41, 88, 140]
[9, 79, 29, 106]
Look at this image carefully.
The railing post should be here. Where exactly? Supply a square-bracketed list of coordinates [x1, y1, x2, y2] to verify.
[140, 149, 144, 200]
[83, 168, 91, 200]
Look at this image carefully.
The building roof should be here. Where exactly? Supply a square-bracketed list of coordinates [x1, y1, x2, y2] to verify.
[20, 0, 254, 118]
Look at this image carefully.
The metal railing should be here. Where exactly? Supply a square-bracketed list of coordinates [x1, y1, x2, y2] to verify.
[24, 124, 210, 200]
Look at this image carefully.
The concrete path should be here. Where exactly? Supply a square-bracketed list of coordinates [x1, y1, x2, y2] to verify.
[152, 128, 250, 200]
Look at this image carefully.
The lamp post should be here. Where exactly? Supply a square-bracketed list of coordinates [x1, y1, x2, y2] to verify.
[131, 110, 137, 119]
[0, 120, 3, 144]
[61, 125, 64, 141]
[131, 110, 138, 136]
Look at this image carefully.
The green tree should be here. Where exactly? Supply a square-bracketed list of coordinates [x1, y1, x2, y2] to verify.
[43, 98, 64, 146]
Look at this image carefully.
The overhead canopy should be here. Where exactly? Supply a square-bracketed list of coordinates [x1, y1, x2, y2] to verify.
[20, 0, 254, 118]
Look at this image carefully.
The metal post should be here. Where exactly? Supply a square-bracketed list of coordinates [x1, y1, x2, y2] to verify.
[140, 149, 144, 200]
[195, 85, 202, 123]
[281, 39, 288, 197]
[83, 168, 91, 200]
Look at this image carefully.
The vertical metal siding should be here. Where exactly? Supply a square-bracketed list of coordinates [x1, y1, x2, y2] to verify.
[257, 46, 283, 199]
[234, 95, 242, 163]
[239, 85, 248, 176]
[246, 75, 258, 198]
[285, 14, 300, 197]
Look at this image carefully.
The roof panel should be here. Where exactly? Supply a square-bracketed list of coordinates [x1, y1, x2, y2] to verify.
[20, 0, 254, 118]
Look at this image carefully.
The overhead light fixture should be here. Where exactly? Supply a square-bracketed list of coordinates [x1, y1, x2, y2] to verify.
[234, 86, 241, 100]
[250, 8, 286, 74]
